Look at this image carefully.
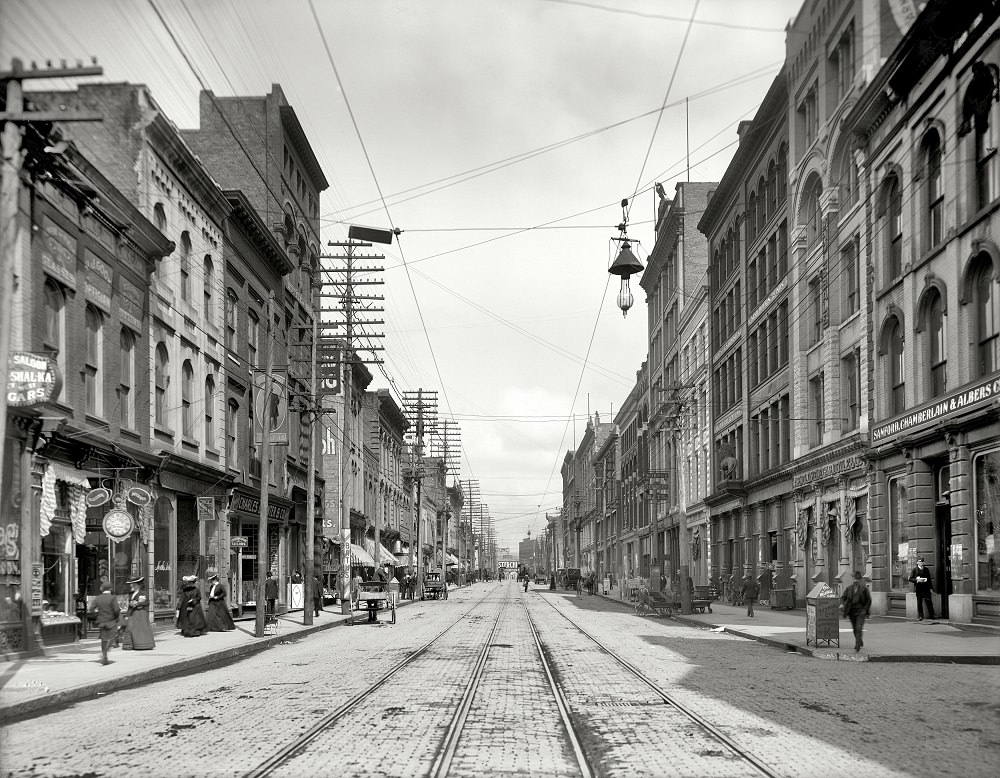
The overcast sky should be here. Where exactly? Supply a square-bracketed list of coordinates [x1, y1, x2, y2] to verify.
[5, 0, 803, 551]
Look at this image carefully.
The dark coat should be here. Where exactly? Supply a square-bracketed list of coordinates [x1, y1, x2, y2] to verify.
[122, 589, 155, 649]
[909, 565, 933, 596]
[264, 577, 278, 600]
[90, 591, 120, 627]
[178, 584, 207, 637]
[205, 581, 236, 631]
[741, 578, 760, 600]
[841, 580, 872, 616]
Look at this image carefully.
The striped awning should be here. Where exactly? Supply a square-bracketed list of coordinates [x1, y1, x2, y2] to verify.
[350, 543, 375, 567]
[363, 537, 398, 565]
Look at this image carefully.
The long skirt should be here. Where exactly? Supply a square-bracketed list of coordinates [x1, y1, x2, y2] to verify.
[122, 611, 156, 649]
[182, 604, 207, 637]
[205, 599, 236, 631]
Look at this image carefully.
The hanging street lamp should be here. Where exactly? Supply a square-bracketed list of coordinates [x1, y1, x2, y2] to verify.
[607, 198, 644, 317]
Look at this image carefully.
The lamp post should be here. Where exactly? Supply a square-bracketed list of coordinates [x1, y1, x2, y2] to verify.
[608, 198, 644, 317]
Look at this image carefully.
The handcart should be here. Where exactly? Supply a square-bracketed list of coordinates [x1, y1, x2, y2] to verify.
[352, 580, 396, 625]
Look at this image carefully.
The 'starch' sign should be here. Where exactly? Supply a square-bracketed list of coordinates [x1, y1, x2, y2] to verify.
[871, 372, 1000, 443]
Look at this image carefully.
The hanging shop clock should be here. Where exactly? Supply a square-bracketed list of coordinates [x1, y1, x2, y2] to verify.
[103, 508, 134, 541]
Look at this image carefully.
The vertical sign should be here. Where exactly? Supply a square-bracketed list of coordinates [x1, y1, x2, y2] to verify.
[31, 562, 43, 614]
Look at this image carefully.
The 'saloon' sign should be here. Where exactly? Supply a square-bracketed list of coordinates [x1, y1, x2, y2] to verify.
[7, 352, 61, 407]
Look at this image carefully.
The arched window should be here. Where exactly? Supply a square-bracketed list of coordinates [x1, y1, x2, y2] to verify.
[926, 290, 946, 397]
[924, 131, 944, 250]
[181, 359, 195, 439]
[155, 342, 169, 426]
[882, 316, 905, 416]
[205, 375, 216, 448]
[757, 176, 767, 229]
[803, 175, 822, 247]
[225, 290, 238, 350]
[747, 192, 757, 242]
[227, 399, 240, 465]
[204, 256, 215, 321]
[153, 203, 167, 280]
[777, 143, 788, 202]
[43, 281, 65, 400]
[120, 328, 135, 429]
[767, 160, 777, 214]
[972, 253, 999, 376]
[883, 174, 903, 281]
[84, 306, 103, 416]
[974, 90, 999, 210]
[179, 231, 191, 302]
[838, 147, 858, 210]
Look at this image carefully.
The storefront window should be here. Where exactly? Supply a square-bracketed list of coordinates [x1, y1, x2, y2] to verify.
[177, 496, 199, 581]
[974, 450, 1000, 593]
[153, 496, 173, 610]
[889, 476, 909, 589]
[42, 524, 70, 614]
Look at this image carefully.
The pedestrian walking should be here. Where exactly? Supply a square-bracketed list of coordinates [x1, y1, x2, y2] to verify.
[89, 581, 120, 665]
[205, 573, 236, 631]
[313, 574, 324, 616]
[176, 575, 207, 637]
[741, 575, 760, 617]
[840, 570, 872, 652]
[121, 576, 155, 650]
[264, 571, 278, 615]
[908, 557, 936, 621]
[659, 571, 668, 592]
[523, 575, 529, 593]
[352, 572, 363, 610]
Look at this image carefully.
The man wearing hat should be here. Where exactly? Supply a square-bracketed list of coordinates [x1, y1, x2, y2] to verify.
[840, 571, 872, 652]
[89, 581, 120, 664]
[909, 557, 936, 621]
[122, 576, 155, 650]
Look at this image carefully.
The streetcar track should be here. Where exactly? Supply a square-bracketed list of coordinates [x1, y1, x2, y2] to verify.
[243, 587, 501, 778]
[530, 593, 780, 778]
[427, 594, 508, 778]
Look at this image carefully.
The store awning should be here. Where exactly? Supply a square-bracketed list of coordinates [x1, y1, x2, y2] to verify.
[363, 537, 398, 566]
[350, 543, 375, 567]
[446, 553, 459, 566]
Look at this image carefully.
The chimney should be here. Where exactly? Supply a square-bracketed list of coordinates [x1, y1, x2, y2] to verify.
[737, 120, 754, 144]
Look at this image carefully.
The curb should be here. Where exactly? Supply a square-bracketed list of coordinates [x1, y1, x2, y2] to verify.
[0, 616, 347, 723]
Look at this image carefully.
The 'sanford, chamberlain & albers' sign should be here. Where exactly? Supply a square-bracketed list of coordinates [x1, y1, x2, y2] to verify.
[872, 372, 1000, 443]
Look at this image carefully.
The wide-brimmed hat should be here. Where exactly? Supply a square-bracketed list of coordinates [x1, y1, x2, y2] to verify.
[918, 557, 925, 563]
[182, 574, 197, 583]
[207, 573, 219, 581]
[126, 576, 145, 585]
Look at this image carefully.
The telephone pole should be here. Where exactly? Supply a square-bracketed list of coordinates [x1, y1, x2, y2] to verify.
[0, 57, 102, 487]
[320, 239, 384, 615]
[403, 389, 437, 600]
[254, 294, 276, 639]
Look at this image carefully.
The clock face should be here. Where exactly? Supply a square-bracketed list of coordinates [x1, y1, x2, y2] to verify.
[103, 509, 134, 541]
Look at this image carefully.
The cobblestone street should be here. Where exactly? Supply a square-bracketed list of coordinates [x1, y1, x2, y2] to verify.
[2, 584, 997, 778]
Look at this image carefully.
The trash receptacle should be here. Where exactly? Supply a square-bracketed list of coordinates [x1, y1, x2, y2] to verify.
[806, 583, 840, 647]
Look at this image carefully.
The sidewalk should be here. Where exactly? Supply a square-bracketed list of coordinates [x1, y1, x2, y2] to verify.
[0, 606, 360, 722]
[586, 587, 1000, 664]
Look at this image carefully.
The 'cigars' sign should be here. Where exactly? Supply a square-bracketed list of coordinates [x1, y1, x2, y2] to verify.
[7, 352, 61, 407]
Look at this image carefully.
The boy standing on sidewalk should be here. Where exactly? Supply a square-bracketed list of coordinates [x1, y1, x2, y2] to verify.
[741, 575, 760, 617]
[89, 582, 120, 665]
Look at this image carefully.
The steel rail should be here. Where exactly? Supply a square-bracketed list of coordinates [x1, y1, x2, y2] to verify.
[532, 594, 780, 778]
[426, 593, 508, 778]
[243, 588, 499, 778]
[519, 598, 595, 778]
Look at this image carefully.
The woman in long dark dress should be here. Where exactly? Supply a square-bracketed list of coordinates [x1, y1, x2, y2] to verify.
[121, 576, 156, 650]
[177, 575, 207, 637]
[204, 573, 236, 631]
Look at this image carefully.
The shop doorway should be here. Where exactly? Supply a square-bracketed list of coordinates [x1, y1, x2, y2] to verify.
[935, 503, 952, 619]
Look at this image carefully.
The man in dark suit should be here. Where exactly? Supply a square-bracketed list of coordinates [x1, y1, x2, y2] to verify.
[312, 575, 323, 616]
[909, 557, 936, 620]
[264, 571, 278, 615]
[89, 581, 120, 665]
